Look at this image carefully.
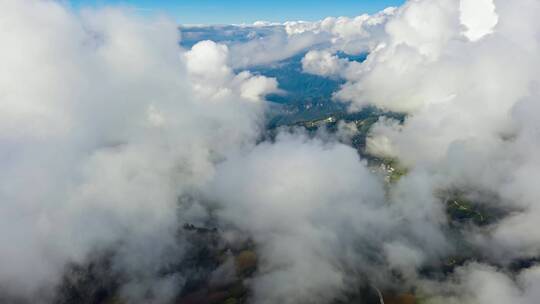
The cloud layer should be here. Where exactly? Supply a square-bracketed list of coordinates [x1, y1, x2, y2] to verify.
[2, 0, 540, 303]
[294, 0, 540, 302]
[0, 1, 275, 301]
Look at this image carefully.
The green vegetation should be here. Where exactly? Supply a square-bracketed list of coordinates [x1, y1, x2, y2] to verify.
[251, 52, 347, 126]
[377, 158, 409, 184]
[224, 298, 239, 304]
[387, 160, 409, 184]
[444, 194, 508, 227]
[446, 198, 487, 226]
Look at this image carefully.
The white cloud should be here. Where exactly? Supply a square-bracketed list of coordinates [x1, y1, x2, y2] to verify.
[3, 0, 540, 303]
[460, 0, 499, 41]
[0, 1, 276, 301]
[301, 50, 348, 77]
[206, 132, 392, 304]
[227, 8, 395, 68]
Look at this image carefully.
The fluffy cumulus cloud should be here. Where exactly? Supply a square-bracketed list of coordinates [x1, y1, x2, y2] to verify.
[460, 0, 499, 41]
[242, 0, 540, 302]
[301, 50, 348, 77]
[318, 0, 540, 302]
[357, 0, 540, 260]
[206, 133, 391, 304]
[185, 40, 278, 101]
[3, 0, 540, 303]
[0, 0, 277, 302]
[226, 8, 395, 68]
[203, 130, 459, 304]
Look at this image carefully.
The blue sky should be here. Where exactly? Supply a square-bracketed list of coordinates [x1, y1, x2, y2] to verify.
[68, 0, 405, 24]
